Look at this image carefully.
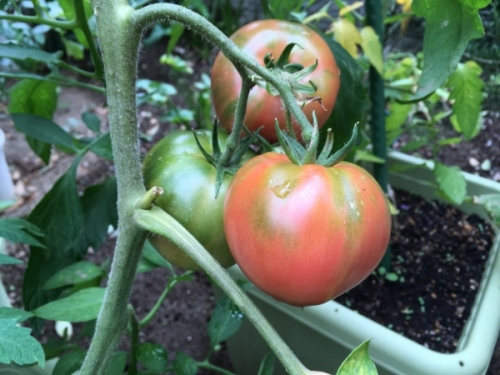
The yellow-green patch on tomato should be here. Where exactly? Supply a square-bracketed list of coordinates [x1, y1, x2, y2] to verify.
[142, 129, 256, 270]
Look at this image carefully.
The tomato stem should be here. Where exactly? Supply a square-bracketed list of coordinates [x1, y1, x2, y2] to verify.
[135, 206, 310, 375]
[80, 1, 147, 373]
[219, 64, 254, 167]
[136, 186, 164, 210]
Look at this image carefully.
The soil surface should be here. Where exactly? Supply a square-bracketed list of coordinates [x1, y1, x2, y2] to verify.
[336, 189, 495, 353]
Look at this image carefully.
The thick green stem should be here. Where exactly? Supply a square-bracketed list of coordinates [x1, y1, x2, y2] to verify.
[131, 3, 314, 142]
[135, 207, 309, 375]
[80, 1, 146, 374]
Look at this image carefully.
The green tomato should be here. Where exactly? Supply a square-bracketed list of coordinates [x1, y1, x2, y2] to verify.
[142, 129, 255, 270]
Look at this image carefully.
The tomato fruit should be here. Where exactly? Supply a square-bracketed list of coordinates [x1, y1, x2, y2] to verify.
[223, 153, 391, 306]
[211, 19, 340, 143]
[142, 129, 255, 270]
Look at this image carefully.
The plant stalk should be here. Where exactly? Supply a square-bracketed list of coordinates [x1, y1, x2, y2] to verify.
[135, 207, 310, 375]
[80, 0, 146, 373]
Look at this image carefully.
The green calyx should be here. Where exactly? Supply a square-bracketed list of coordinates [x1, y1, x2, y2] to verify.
[276, 119, 359, 167]
[193, 120, 259, 198]
[253, 43, 320, 108]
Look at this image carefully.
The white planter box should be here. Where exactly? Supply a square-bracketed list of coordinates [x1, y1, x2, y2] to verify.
[223, 150, 500, 375]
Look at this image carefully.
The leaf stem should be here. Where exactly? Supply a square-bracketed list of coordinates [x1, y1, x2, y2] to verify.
[0, 14, 76, 30]
[218, 66, 253, 167]
[197, 361, 237, 375]
[74, 0, 105, 83]
[134, 207, 309, 375]
[138, 272, 193, 329]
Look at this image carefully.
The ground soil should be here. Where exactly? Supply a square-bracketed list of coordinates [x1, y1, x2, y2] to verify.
[1, 10, 499, 375]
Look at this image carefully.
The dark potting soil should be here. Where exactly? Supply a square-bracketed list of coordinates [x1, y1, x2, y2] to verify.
[335, 188, 496, 354]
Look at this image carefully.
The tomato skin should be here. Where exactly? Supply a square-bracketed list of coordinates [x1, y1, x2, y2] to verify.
[223, 153, 391, 306]
[142, 129, 255, 270]
[211, 20, 340, 143]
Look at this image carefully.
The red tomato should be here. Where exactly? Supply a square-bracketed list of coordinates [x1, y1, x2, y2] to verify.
[211, 20, 340, 143]
[223, 153, 391, 307]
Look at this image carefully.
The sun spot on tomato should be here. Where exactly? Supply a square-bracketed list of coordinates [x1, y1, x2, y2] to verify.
[271, 181, 291, 199]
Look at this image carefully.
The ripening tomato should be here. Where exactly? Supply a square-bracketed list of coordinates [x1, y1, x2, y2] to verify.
[223, 153, 391, 307]
[211, 19, 340, 143]
[142, 129, 255, 270]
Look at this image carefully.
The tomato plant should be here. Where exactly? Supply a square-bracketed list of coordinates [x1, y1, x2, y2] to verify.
[142, 129, 255, 270]
[211, 19, 340, 143]
[223, 152, 391, 307]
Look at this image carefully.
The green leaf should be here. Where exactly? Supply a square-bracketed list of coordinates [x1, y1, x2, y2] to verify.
[385, 101, 413, 143]
[10, 114, 77, 152]
[207, 295, 244, 348]
[136, 257, 159, 274]
[52, 350, 86, 375]
[0, 43, 60, 65]
[0, 0, 9, 10]
[0, 218, 45, 247]
[172, 352, 197, 375]
[82, 111, 101, 134]
[136, 342, 168, 373]
[360, 26, 383, 75]
[0, 307, 34, 323]
[89, 132, 113, 160]
[73, 178, 118, 255]
[8, 79, 58, 120]
[354, 150, 385, 164]
[141, 239, 175, 273]
[446, 61, 484, 140]
[42, 261, 104, 290]
[0, 311, 45, 367]
[261, 0, 303, 20]
[166, 23, 185, 55]
[410, 0, 486, 100]
[474, 194, 500, 226]
[400, 139, 428, 152]
[8, 79, 59, 163]
[433, 163, 467, 205]
[0, 253, 23, 265]
[257, 353, 275, 375]
[43, 337, 67, 360]
[32, 287, 105, 322]
[320, 34, 368, 155]
[336, 340, 377, 375]
[23, 157, 85, 326]
[107, 351, 128, 375]
[62, 38, 85, 60]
